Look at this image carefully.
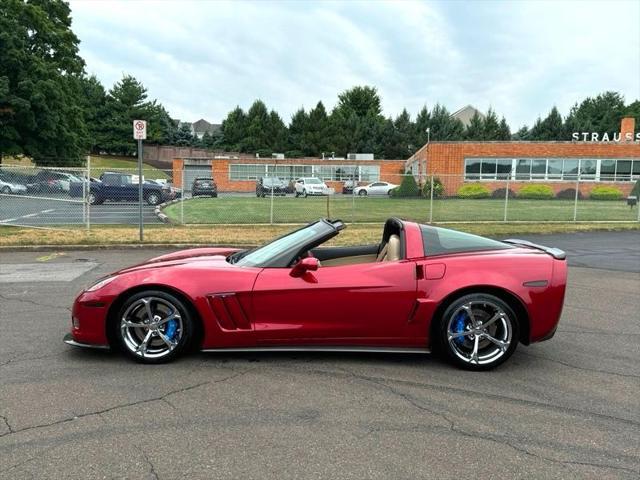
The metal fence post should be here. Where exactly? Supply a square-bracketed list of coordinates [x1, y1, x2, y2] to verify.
[181, 167, 185, 224]
[573, 176, 580, 222]
[269, 172, 274, 225]
[87, 155, 91, 231]
[429, 174, 434, 224]
[504, 174, 510, 222]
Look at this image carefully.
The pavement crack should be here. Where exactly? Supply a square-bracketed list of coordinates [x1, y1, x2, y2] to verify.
[0, 368, 252, 440]
[519, 351, 640, 379]
[342, 367, 639, 476]
[0, 415, 14, 434]
[139, 448, 160, 480]
[0, 292, 71, 312]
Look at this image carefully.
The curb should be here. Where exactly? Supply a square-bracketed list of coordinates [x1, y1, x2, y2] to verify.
[155, 198, 182, 224]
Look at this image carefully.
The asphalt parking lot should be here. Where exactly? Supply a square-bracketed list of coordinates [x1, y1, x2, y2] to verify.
[0, 231, 638, 479]
[0, 193, 161, 226]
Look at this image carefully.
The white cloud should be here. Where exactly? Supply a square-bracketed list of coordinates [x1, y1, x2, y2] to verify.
[69, 0, 639, 128]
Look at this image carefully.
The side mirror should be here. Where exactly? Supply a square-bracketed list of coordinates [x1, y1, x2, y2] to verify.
[290, 256, 319, 277]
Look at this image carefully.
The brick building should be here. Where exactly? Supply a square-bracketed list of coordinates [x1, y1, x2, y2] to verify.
[406, 117, 640, 196]
[172, 157, 406, 193]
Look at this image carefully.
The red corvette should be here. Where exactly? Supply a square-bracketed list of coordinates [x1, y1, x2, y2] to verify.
[65, 218, 567, 370]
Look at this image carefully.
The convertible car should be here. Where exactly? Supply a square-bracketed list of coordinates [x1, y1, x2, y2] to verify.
[64, 218, 567, 370]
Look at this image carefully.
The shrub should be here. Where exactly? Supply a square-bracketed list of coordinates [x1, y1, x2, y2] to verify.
[590, 186, 623, 200]
[556, 188, 583, 200]
[518, 184, 554, 199]
[390, 174, 420, 197]
[421, 177, 445, 198]
[457, 184, 491, 199]
[491, 188, 517, 199]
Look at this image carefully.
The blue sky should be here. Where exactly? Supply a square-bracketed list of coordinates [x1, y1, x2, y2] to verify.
[68, 0, 639, 129]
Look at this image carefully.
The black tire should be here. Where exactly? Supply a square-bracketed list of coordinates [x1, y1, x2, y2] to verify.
[295, 191, 299, 198]
[212, 193, 218, 198]
[358, 190, 367, 196]
[1, 186, 11, 194]
[435, 293, 519, 371]
[146, 192, 161, 205]
[302, 189, 307, 198]
[113, 290, 195, 364]
[87, 192, 103, 205]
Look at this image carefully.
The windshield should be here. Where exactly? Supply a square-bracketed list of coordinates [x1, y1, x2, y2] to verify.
[235, 222, 328, 267]
[305, 178, 322, 184]
[263, 177, 283, 186]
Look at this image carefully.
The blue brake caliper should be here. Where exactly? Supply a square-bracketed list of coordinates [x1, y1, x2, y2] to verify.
[164, 311, 178, 341]
[452, 312, 467, 346]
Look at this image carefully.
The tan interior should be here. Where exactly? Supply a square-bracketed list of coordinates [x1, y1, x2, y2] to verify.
[380, 234, 401, 262]
[321, 254, 378, 266]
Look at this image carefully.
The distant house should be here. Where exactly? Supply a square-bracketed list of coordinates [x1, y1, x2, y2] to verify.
[451, 105, 484, 127]
[174, 118, 221, 139]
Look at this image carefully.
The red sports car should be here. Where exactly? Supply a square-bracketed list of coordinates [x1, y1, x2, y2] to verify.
[65, 218, 567, 370]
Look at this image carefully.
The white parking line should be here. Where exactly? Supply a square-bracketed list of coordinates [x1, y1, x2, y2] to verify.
[0, 208, 56, 223]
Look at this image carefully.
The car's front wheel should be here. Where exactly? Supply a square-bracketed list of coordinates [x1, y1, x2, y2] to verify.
[436, 293, 519, 371]
[114, 290, 195, 363]
[1, 186, 11, 194]
[358, 190, 367, 196]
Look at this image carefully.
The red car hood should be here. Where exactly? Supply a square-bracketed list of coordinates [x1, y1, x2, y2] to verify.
[115, 247, 243, 274]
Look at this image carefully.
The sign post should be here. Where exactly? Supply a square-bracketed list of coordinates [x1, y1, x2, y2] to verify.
[133, 120, 147, 241]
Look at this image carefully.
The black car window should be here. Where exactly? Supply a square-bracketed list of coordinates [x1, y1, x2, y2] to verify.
[420, 226, 513, 256]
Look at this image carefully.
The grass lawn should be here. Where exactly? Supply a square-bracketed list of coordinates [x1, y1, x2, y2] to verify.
[163, 196, 640, 224]
[1, 222, 638, 247]
[1, 155, 169, 179]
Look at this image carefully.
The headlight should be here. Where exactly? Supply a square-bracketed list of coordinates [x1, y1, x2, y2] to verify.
[85, 276, 117, 292]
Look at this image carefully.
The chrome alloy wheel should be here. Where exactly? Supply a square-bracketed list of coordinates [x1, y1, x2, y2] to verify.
[446, 300, 513, 366]
[120, 296, 183, 359]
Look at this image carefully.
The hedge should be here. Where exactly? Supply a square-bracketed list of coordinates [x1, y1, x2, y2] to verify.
[556, 188, 583, 200]
[457, 184, 491, 199]
[491, 188, 516, 199]
[518, 184, 554, 199]
[390, 174, 420, 197]
[589, 186, 623, 200]
[421, 177, 445, 198]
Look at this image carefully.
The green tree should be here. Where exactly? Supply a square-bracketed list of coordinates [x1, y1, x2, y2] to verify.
[336, 85, 382, 117]
[565, 91, 625, 136]
[267, 109, 287, 152]
[429, 104, 464, 141]
[412, 105, 431, 149]
[482, 108, 501, 139]
[99, 75, 170, 155]
[465, 112, 485, 140]
[497, 117, 511, 140]
[241, 100, 271, 153]
[513, 125, 530, 140]
[305, 101, 329, 155]
[220, 106, 246, 151]
[529, 106, 565, 140]
[0, 0, 88, 165]
[77, 75, 106, 153]
[288, 108, 308, 153]
[173, 123, 194, 146]
[625, 99, 640, 125]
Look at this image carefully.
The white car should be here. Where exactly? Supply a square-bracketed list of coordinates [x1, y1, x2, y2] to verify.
[0, 175, 27, 194]
[294, 177, 328, 197]
[353, 181, 398, 196]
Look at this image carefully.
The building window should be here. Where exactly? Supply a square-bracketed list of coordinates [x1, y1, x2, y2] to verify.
[228, 164, 380, 181]
[464, 158, 640, 182]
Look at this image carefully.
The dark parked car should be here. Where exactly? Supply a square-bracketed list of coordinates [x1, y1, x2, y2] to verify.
[256, 176, 287, 197]
[192, 177, 217, 197]
[69, 172, 173, 205]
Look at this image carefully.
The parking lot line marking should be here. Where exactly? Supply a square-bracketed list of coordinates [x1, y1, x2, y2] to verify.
[0, 208, 57, 223]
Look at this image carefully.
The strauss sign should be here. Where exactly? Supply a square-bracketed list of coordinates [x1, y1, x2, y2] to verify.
[572, 131, 640, 142]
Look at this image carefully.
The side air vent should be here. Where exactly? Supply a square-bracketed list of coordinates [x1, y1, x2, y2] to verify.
[206, 293, 251, 331]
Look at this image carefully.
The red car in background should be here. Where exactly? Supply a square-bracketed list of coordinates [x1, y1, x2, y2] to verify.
[65, 218, 567, 370]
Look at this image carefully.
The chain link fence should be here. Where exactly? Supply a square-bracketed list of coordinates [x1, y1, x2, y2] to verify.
[1, 162, 638, 229]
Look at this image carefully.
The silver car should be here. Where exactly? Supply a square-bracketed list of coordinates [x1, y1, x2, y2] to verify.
[353, 181, 398, 196]
[0, 175, 27, 194]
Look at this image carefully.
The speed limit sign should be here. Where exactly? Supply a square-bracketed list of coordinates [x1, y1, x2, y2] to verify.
[133, 120, 147, 140]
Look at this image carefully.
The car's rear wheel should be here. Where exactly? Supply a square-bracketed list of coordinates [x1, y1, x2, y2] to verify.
[302, 189, 307, 198]
[115, 290, 194, 363]
[437, 293, 519, 371]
